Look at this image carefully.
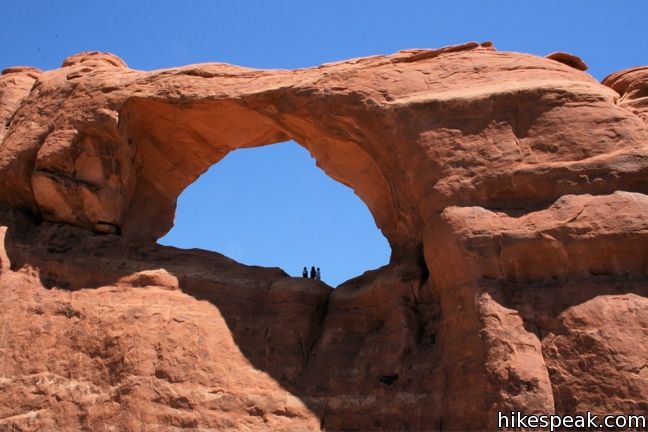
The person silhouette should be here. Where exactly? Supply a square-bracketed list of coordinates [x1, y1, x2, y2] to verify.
[310, 266, 316, 279]
[316, 267, 321, 280]
[302, 267, 308, 278]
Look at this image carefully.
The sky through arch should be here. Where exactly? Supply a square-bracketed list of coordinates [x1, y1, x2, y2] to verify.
[158, 141, 391, 287]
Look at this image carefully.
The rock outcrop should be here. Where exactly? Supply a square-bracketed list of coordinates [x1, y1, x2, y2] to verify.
[1, 42, 647, 431]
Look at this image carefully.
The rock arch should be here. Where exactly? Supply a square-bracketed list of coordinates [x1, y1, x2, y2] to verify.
[2, 44, 648, 430]
[117, 96, 416, 259]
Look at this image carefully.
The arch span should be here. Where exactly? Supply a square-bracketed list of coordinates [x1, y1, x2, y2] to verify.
[117, 96, 421, 261]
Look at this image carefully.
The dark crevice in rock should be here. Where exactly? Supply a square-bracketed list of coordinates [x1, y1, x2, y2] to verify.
[379, 373, 399, 385]
[417, 243, 430, 285]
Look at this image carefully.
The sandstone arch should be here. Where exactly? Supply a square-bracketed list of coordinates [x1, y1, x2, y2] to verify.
[116, 96, 414, 259]
[1, 43, 648, 430]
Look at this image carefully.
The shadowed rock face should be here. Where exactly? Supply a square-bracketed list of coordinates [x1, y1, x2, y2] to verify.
[0, 43, 647, 431]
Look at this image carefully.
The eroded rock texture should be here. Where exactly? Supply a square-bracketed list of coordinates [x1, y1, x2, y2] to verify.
[0, 42, 647, 431]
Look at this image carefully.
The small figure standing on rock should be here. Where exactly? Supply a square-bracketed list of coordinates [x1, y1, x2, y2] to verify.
[316, 267, 321, 280]
[310, 266, 316, 279]
[302, 267, 308, 278]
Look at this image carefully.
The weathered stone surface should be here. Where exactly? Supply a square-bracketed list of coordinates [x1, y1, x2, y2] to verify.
[604, 66, 648, 123]
[546, 51, 588, 71]
[1, 43, 647, 430]
[0, 66, 42, 145]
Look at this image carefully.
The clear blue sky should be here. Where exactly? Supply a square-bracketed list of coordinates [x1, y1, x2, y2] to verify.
[2, 1, 647, 286]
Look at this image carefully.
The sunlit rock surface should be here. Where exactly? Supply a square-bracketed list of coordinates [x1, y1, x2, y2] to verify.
[1, 42, 648, 430]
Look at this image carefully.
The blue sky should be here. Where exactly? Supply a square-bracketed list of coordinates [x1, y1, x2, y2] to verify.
[2, 1, 647, 286]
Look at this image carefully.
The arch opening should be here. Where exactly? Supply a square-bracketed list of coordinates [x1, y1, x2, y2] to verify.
[118, 98, 424, 265]
[158, 140, 391, 287]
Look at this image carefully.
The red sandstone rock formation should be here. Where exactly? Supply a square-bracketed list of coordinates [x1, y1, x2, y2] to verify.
[1, 42, 647, 431]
